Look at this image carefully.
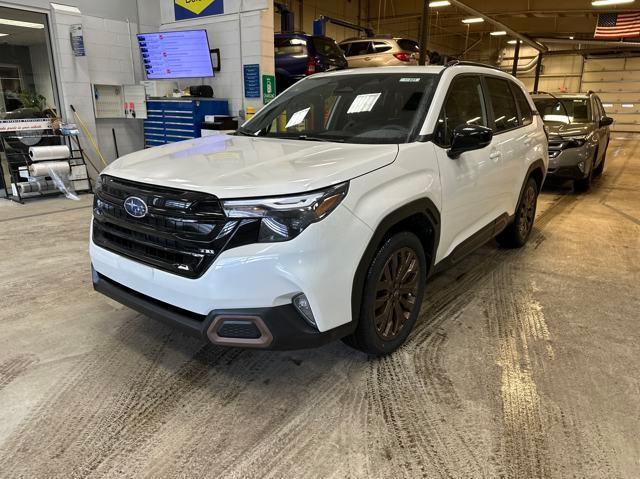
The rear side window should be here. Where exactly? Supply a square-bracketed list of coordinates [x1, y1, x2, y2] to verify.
[434, 75, 488, 147]
[311, 37, 343, 58]
[485, 77, 520, 132]
[346, 41, 372, 56]
[511, 85, 533, 126]
[373, 41, 392, 53]
[397, 39, 419, 52]
[274, 37, 307, 56]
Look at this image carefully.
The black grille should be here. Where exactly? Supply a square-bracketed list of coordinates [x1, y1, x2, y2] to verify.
[217, 320, 262, 339]
[93, 175, 241, 278]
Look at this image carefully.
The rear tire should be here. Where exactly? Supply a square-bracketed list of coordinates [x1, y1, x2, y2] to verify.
[343, 232, 427, 356]
[497, 177, 538, 248]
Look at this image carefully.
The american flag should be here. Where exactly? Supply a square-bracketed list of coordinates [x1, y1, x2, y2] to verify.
[595, 13, 640, 39]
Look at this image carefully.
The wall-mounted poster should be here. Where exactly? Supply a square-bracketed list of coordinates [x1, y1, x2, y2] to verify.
[174, 0, 224, 21]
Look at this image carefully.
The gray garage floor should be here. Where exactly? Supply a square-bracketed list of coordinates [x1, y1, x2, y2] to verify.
[0, 138, 638, 478]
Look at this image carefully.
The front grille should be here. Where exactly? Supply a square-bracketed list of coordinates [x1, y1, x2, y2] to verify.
[93, 175, 242, 278]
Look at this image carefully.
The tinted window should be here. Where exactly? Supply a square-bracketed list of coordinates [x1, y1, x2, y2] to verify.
[373, 41, 392, 53]
[533, 98, 591, 125]
[485, 77, 520, 132]
[434, 75, 488, 147]
[274, 37, 307, 56]
[311, 37, 343, 58]
[397, 39, 419, 52]
[240, 73, 438, 144]
[347, 41, 372, 56]
[512, 85, 533, 126]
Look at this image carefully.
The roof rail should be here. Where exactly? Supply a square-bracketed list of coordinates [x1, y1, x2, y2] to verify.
[445, 60, 505, 72]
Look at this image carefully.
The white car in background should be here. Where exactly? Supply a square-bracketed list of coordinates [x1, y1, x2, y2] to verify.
[339, 36, 420, 68]
[91, 62, 547, 355]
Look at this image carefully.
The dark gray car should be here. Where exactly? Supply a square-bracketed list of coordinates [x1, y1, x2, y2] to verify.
[532, 92, 613, 191]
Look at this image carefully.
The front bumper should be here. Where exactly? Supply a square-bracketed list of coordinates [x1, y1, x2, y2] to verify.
[90, 202, 373, 346]
[92, 268, 354, 349]
[547, 144, 593, 179]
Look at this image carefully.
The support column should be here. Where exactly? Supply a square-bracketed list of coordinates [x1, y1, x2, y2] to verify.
[418, 1, 430, 65]
[511, 40, 520, 77]
[533, 53, 544, 93]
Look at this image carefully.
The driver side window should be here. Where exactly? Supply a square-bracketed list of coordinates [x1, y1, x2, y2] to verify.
[434, 75, 488, 148]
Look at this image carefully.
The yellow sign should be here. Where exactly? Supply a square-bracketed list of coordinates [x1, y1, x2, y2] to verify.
[175, 0, 216, 16]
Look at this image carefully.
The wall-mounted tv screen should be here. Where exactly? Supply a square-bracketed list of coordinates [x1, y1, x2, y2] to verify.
[137, 30, 214, 80]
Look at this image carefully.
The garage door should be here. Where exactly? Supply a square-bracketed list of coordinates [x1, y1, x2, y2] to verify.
[581, 57, 640, 133]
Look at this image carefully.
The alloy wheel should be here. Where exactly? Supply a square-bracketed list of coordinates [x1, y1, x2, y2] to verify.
[373, 247, 421, 340]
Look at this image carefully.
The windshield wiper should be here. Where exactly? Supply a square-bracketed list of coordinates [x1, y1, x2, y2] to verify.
[297, 135, 344, 143]
[235, 128, 256, 137]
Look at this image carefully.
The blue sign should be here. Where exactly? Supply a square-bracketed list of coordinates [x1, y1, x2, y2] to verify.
[175, 0, 224, 21]
[244, 64, 261, 98]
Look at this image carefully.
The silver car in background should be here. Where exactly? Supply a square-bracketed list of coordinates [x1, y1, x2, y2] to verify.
[338, 36, 420, 68]
[532, 92, 613, 192]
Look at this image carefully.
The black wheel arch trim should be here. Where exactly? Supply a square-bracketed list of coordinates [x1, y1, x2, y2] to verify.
[518, 159, 546, 207]
[351, 198, 441, 325]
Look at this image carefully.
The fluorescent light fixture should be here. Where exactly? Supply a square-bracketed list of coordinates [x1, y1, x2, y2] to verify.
[462, 17, 484, 24]
[622, 103, 634, 108]
[0, 33, 8, 37]
[0, 18, 44, 29]
[429, 1, 451, 6]
[602, 103, 613, 108]
[507, 40, 522, 44]
[51, 3, 81, 13]
[569, 36, 575, 39]
[591, 0, 635, 6]
[490, 31, 507, 36]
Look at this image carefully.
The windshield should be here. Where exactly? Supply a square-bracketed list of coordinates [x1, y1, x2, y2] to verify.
[311, 37, 343, 58]
[239, 73, 438, 144]
[533, 98, 591, 125]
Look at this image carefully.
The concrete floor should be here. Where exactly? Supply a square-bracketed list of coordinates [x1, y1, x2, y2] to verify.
[0, 137, 638, 478]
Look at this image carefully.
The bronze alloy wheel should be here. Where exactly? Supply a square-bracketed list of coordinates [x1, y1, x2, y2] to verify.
[373, 247, 421, 340]
[518, 184, 537, 238]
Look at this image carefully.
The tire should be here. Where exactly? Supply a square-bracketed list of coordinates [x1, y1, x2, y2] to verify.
[593, 149, 606, 177]
[497, 177, 538, 248]
[574, 152, 596, 192]
[343, 232, 427, 356]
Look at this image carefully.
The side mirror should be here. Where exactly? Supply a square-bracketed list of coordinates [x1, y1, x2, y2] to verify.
[599, 116, 614, 127]
[447, 124, 493, 159]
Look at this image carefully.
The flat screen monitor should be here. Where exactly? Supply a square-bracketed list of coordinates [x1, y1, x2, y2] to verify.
[137, 30, 214, 80]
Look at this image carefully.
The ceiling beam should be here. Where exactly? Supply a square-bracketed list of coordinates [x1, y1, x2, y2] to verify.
[448, 0, 548, 52]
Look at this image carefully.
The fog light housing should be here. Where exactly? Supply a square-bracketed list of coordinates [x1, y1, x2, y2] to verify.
[578, 161, 585, 173]
[293, 294, 316, 328]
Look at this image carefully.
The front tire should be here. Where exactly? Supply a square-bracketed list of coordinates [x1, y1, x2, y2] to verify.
[343, 232, 427, 356]
[497, 177, 538, 248]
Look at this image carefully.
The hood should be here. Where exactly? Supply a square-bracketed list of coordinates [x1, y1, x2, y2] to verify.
[546, 122, 593, 138]
[103, 135, 399, 198]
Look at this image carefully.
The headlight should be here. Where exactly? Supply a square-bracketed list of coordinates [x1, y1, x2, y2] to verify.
[222, 182, 349, 242]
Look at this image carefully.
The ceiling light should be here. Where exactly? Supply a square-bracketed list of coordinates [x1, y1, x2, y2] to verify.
[0, 33, 8, 37]
[429, 1, 451, 6]
[462, 17, 485, 24]
[490, 31, 507, 36]
[591, 0, 635, 6]
[0, 18, 44, 29]
[622, 103, 634, 107]
[602, 103, 613, 107]
[507, 40, 522, 44]
[569, 36, 575, 39]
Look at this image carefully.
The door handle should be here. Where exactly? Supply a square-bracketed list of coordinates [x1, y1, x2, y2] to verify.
[489, 151, 501, 160]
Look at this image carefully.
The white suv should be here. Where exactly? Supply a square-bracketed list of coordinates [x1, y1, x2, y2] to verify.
[91, 63, 548, 355]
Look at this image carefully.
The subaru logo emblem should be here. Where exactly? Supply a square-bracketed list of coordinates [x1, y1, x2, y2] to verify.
[123, 196, 148, 218]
